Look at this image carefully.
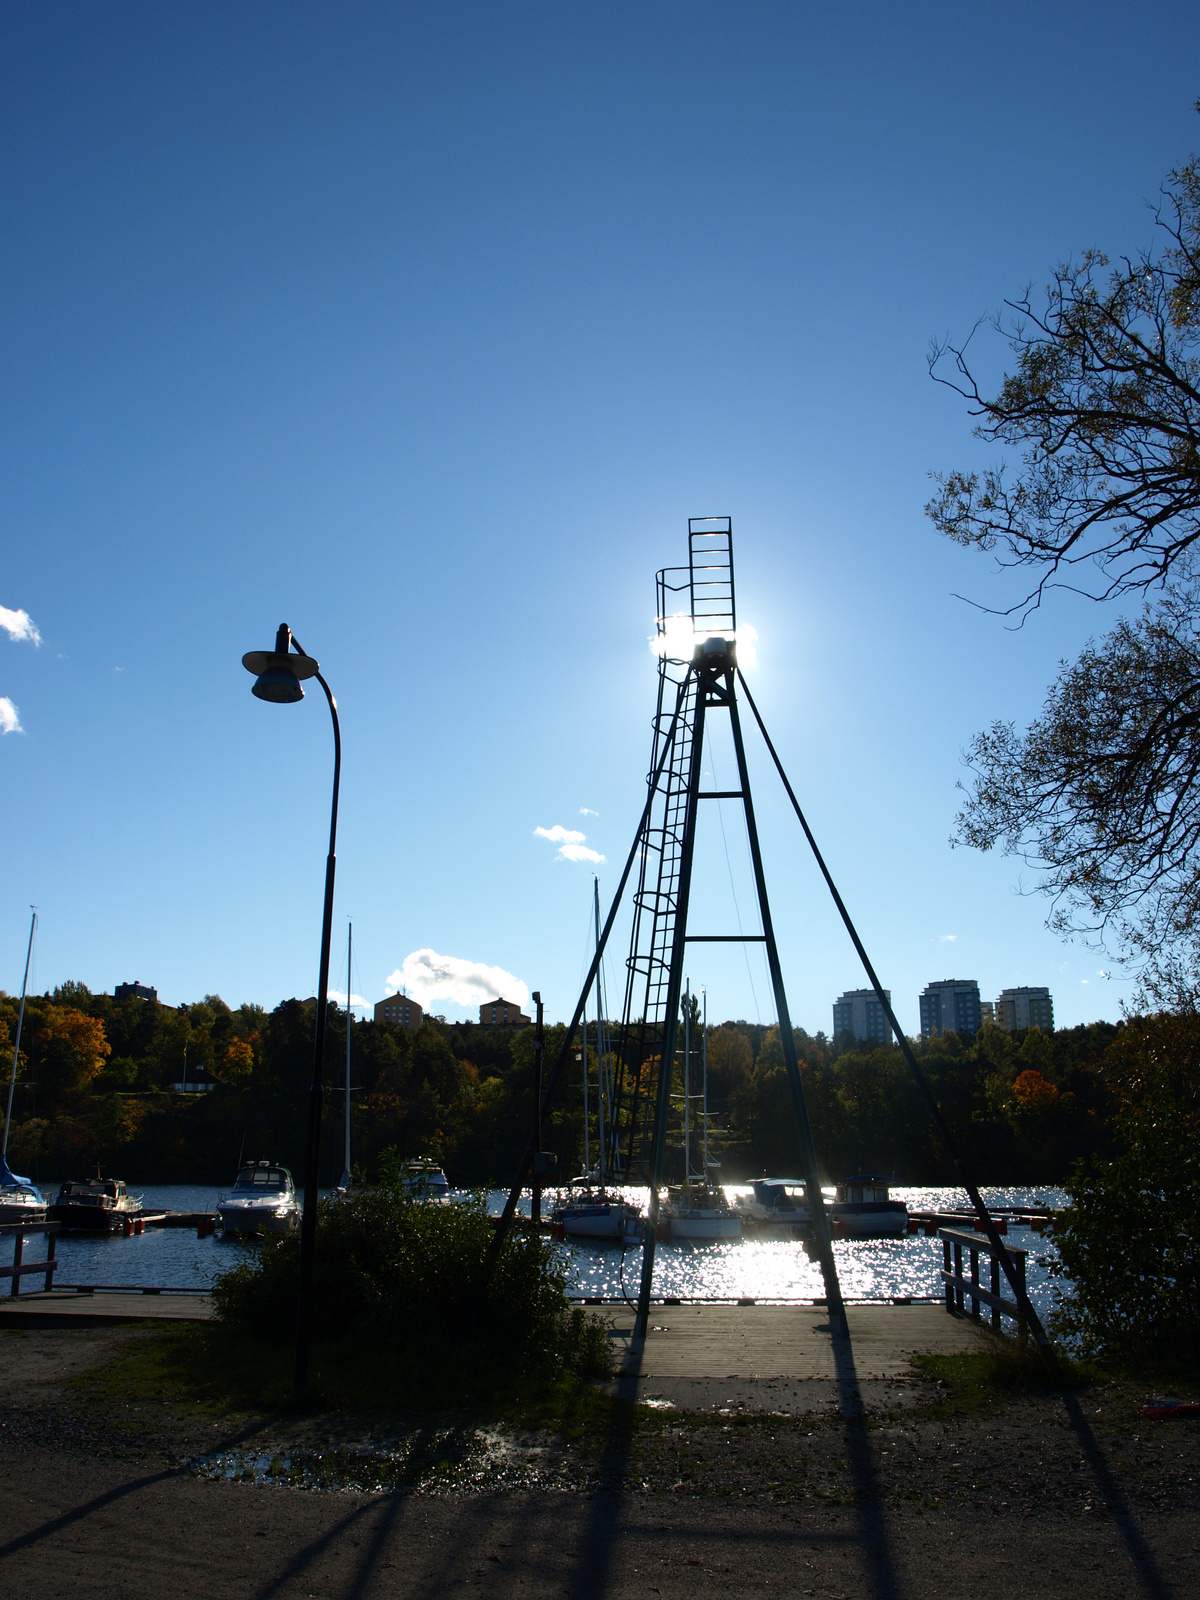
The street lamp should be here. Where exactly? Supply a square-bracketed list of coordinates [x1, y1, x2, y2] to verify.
[242, 623, 341, 1398]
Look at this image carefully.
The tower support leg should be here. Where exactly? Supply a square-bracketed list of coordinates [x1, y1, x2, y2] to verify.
[726, 675, 849, 1336]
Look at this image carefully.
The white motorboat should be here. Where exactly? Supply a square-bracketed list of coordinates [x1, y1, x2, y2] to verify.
[0, 1156, 46, 1226]
[830, 1176, 909, 1239]
[663, 1180, 742, 1241]
[735, 1177, 815, 1234]
[401, 1159, 451, 1200]
[216, 1161, 300, 1236]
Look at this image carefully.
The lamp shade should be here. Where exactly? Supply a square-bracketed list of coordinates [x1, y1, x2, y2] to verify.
[251, 665, 305, 703]
[241, 646, 320, 706]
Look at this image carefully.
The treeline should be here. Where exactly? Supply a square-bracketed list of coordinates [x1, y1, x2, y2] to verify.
[0, 981, 1131, 1186]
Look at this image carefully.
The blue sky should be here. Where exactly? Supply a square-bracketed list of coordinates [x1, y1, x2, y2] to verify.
[2, 2, 1198, 1034]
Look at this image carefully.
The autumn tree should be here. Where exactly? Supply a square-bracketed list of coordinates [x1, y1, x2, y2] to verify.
[33, 1006, 110, 1103]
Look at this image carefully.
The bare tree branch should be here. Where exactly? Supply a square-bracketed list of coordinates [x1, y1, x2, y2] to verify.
[928, 159, 1200, 622]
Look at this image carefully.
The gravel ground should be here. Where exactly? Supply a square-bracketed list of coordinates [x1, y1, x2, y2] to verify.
[1, 1326, 1198, 1599]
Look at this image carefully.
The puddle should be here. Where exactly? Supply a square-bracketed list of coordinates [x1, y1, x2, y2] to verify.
[187, 1427, 577, 1493]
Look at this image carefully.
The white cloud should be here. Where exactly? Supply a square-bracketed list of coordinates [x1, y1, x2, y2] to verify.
[939, 934, 957, 943]
[579, 807, 598, 816]
[535, 824, 585, 845]
[328, 990, 368, 1009]
[0, 698, 21, 735]
[535, 823, 605, 864]
[385, 949, 527, 1011]
[0, 606, 40, 646]
[559, 842, 605, 863]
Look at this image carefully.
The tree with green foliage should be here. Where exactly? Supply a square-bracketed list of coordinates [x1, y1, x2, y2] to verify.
[1052, 1012, 1200, 1363]
[212, 1152, 611, 1397]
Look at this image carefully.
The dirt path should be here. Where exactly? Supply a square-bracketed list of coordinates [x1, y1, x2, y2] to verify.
[1, 1327, 1197, 1600]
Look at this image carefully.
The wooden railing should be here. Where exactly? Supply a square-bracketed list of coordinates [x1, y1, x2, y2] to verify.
[1, 1221, 59, 1296]
[939, 1226, 1028, 1337]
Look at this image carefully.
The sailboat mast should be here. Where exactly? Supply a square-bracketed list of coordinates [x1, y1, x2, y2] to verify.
[683, 977, 691, 1184]
[593, 876, 606, 1184]
[581, 983, 589, 1178]
[342, 921, 352, 1187]
[702, 988, 709, 1176]
[3, 909, 36, 1161]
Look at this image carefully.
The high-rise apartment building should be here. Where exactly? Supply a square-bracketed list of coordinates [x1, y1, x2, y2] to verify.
[832, 988, 894, 1045]
[994, 987, 1054, 1031]
[919, 979, 982, 1039]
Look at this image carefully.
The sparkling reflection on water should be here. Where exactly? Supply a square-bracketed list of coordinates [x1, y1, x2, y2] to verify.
[18, 1183, 1067, 1320]
[541, 1186, 1067, 1320]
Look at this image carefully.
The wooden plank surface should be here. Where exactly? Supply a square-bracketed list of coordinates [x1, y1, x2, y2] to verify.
[604, 1303, 990, 1380]
[0, 1289, 214, 1326]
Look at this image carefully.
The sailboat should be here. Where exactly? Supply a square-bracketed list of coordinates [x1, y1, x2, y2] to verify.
[663, 984, 742, 1241]
[0, 910, 47, 1225]
[553, 879, 643, 1243]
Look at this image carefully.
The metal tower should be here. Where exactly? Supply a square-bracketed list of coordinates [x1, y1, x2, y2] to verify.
[610, 518, 846, 1337]
[489, 516, 1048, 1359]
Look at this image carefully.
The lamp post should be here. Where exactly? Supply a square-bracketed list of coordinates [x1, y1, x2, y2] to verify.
[242, 623, 341, 1398]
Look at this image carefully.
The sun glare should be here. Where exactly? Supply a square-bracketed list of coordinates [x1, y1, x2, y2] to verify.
[650, 615, 758, 669]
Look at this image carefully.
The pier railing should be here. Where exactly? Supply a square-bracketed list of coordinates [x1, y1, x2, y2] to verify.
[939, 1226, 1028, 1338]
[1, 1221, 59, 1296]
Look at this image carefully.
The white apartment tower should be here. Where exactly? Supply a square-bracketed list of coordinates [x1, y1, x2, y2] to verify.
[995, 987, 1054, 1031]
[832, 988, 894, 1046]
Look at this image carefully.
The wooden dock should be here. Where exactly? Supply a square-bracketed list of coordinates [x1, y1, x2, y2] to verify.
[0, 1290, 996, 1415]
[0, 1288, 214, 1327]
[607, 1302, 987, 1378]
[598, 1302, 992, 1412]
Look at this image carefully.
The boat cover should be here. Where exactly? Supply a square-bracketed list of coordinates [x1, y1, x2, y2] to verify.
[0, 1155, 34, 1188]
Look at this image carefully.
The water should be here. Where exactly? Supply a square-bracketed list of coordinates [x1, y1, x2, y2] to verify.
[530, 1185, 1068, 1322]
[9, 1182, 1067, 1321]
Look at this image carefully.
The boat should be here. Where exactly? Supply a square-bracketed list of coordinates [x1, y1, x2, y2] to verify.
[735, 1177, 814, 1234]
[553, 1179, 642, 1240]
[0, 1154, 47, 1226]
[829, 1175, 909, 1239]
[661, 984, 741, 1241]
[663, 1178, 742, 1241]
[1, 909, 41, 1227]
[554, 879, 644, 1243]
[401, 1158, 451, 1200]
[216, 1161, 300, 1236]
[50, 1176, 143, 1232]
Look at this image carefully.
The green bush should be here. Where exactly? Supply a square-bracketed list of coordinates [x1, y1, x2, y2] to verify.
[211, 1177, 611, 1395]
[1051, 1014, 1200, 1363]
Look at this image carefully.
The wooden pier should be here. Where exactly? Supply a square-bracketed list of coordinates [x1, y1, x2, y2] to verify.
[0, 1287, 214, 1327]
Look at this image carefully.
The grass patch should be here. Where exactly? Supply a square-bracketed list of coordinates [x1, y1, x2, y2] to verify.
[913, 1339, 1097, 1411]
[71, 1319, 630, 1436]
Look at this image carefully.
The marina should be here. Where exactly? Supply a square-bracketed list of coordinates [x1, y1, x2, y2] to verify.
[1, 1181, 1067, 1319]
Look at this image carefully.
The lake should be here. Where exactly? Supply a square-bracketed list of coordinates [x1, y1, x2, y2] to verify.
[18, 1182, 1068, 1320]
